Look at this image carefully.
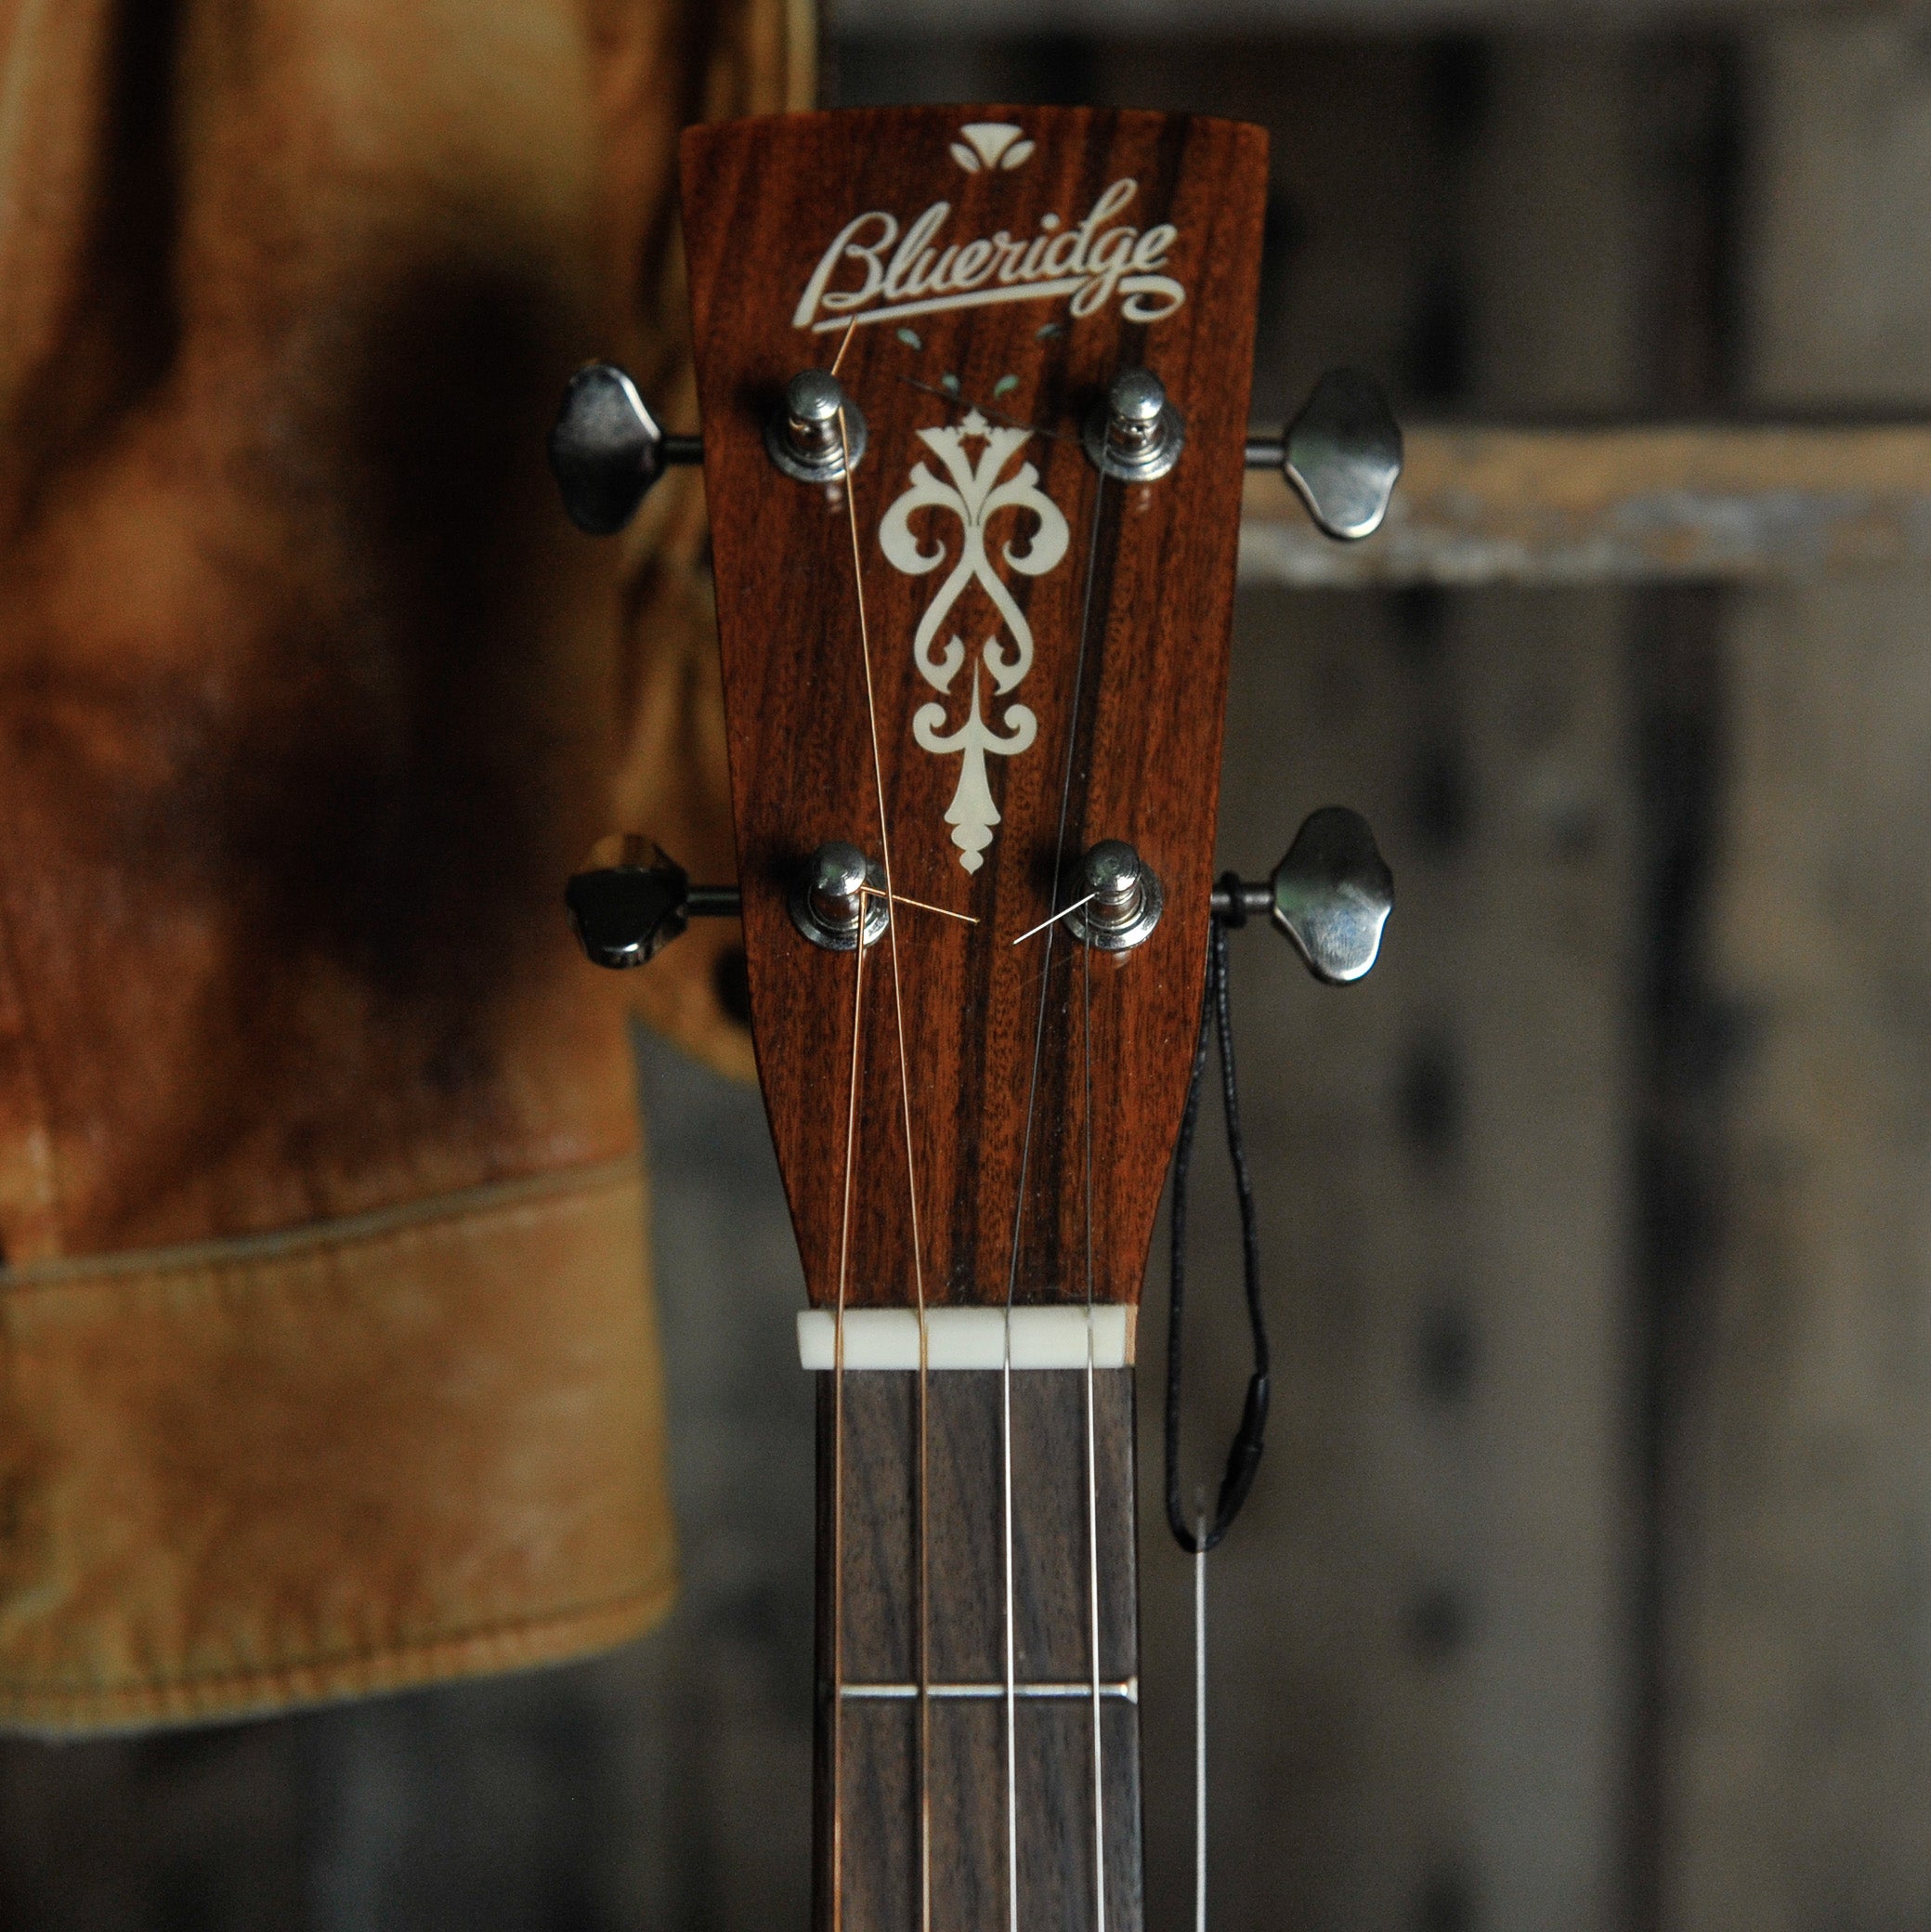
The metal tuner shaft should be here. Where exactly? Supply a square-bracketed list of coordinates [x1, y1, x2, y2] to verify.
[1067, 839, 1164, 950]
[765, 372, 868, 485]
[1084, 368, 1186, 482]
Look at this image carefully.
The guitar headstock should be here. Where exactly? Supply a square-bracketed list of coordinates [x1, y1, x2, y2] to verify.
[671, 106, 1268, 1329]
[551, 111, 1389, 1344]
[552, 110, 1399, 1929]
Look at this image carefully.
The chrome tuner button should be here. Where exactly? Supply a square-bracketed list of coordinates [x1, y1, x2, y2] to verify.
[549, 363, 701, 536]
[1268, 806, 1393, 984]
[1083, 367, 1184, 482]
[766, 371, 868, 484]
[790, 841, 890, 951]
[1246, 369, 1403, 542]
[1067, 839, 1164, 951]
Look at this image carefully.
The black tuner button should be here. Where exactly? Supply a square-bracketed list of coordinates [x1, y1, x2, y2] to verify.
[564, 838, 740, 970]
[1212, 807, 1393, 985]
[1246, 369, 1403, 542]
[549, 363, 701, 536]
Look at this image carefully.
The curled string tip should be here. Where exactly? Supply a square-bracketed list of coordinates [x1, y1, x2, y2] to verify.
[1009, 891, 1098, 947]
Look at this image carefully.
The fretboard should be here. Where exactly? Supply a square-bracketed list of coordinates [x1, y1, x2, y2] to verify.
[815, 1367, 1143, 1932]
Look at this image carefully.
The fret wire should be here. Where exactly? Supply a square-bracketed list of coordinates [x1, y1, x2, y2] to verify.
[841, 1679, 1140, 1702]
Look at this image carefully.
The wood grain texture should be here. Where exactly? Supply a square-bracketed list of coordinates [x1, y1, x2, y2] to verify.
[1668, 25, 1931, 1928]
[681, 106, 1266, 1311]
[1240, 423, 1931, 586]
[815, 1371, 1142, 1932]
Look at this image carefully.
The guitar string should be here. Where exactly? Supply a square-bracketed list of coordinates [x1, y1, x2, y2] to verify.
[834, 378, 936, 1932]
[830, 330, 1111, 1930]
[888, 890, 977, 925]
[1194, 1523, 1208, 1932]
[1081, 934, 1107, 1932]
[1000, 463, 1111, 1932]
[830, 902, 870, 1932]
[1009, 890, 1099, 949]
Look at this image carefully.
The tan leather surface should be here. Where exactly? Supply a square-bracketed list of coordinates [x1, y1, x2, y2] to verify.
[0, 0, 794, 1262]
[0, 1160, 672, 1732]
[0, 0, 808, 1730]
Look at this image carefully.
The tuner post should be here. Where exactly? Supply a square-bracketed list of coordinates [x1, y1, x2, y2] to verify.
[790, 841, 890, 952]
[1083, 368, 1185, 482]
[766, 371, 868, 484]
[1067, 839, 1164, 951]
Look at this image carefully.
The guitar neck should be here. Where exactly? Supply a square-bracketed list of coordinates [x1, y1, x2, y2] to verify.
[816, 1365, 1144, 1932]
[546, 97, 1389, 1932]
[653, 101, 1265, 1932]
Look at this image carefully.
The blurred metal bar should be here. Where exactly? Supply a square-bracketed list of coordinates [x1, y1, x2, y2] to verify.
[1239, 423, 1931, 586]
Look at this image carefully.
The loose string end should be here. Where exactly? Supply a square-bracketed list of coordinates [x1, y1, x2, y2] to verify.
[1194, 1508, 1209, 1932]
[1009, 890, 1098, 947]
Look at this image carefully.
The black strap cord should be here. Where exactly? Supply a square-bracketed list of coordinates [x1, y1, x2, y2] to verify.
[1164, 875, 1270, 1556]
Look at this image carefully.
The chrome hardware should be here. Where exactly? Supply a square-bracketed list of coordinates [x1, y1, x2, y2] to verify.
[1082, 368, 1185, 482]
[1211, 806, 1393, 984]
[790, 841, 890, 951]
[1067, 839, 1164, 951]
[766, 371, 868, 484]
[549, 363, 701, 536]
[1246, 369, 1403, 542]
[565, 837, 739, 970]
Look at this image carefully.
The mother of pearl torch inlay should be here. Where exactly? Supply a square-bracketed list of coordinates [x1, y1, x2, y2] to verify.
[879, 408, 1070, 872]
